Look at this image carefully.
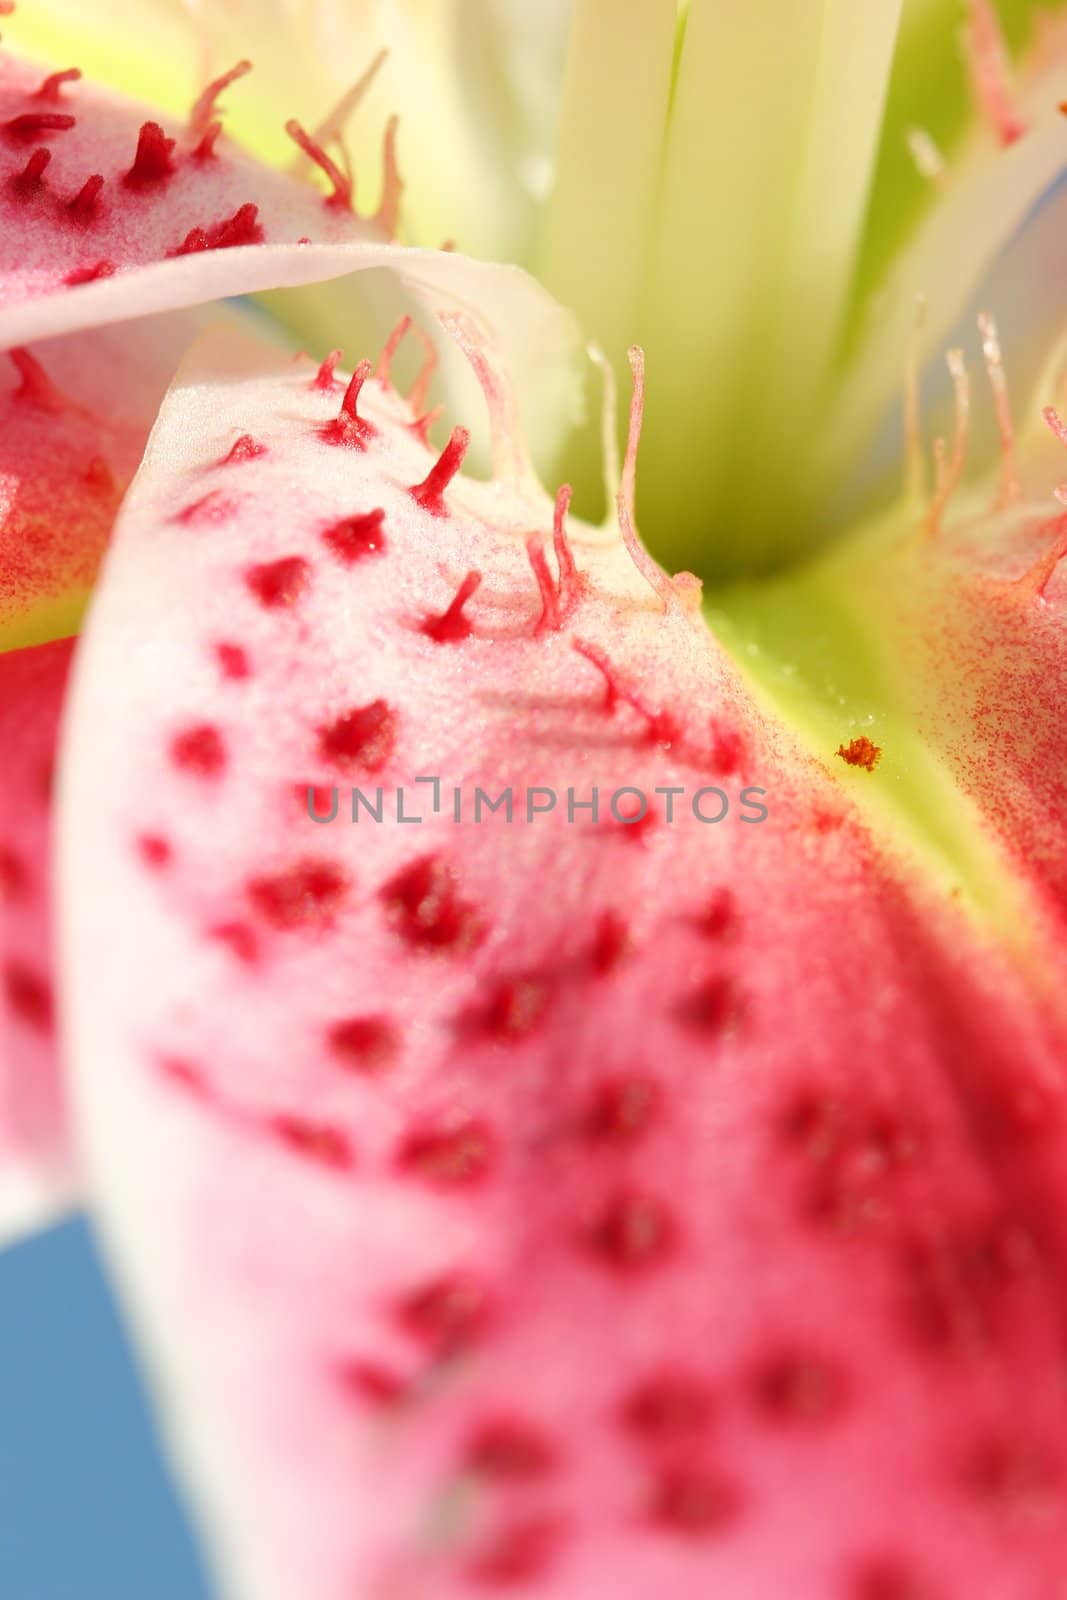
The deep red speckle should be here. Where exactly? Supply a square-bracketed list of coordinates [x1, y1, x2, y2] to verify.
[396, 1273, 491, 1356]
[83, 455, 115, 494]
[852, 1557, 935, 1600]
[215, 641, 251, 680]
[327, 1015, 399, 1072]
[64, 259, 115, 285]
[0, 846, 27, 899]
[585, 1191, 676, 1273]
[172, 202, 264, 255]
[35, 67, 81, 101]
[4, 961, 53, 1032]
[247, 858, 348, 930]
[68, 173, 104, 221]
[174, 490, 236, 527]
[621, 1373, 714, 1440]
[584, 1076, 659, 1144]
[317, 700, 397, 772]
[137, 833, 172, 869]
[960, 1435, 1059, 1523]
[698, 887, 736, 939]
[468, 1518, 563, 1587]
[481, 976, 550, 1039]
[380, 855, 484, 953]
[752, 1352, 847, 1425]
[410, 425, 469, 516]
[270, 1114, 353, 1170]
[210, 921, 260, 964]
[322, 508, 386, 564]
[397, 1119, 494, 1186]
[421, 570, 482, 644]
[170, 722, 227, 778]
[318, 361, 376, 449]
[466, 1418, 556, 1480]
[124, 121, 176, 187]
[649, 1468, 741, 1537]
[590, 908, 630, 973]
[245, 555, 310, 609]
[10, 146, 50, 194]
[3, 112, 76, 141]
[710, 724, 745, 775]
[338, 1359, 408, 1409]
[677, 973, 744, 1035]
[221, 434, 267, 465]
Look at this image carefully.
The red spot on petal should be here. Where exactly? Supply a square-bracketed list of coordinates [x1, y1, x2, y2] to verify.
[584, 1076, 659, 1144]
[68, 173, 104, 221]
[380, 855, 485, 953]
[697, 887, 736, 939]
[0, 846, 27, 900]
[245, 555, 310, 609]
[421, 570, 482, 644]
[318, 360, 376, 449]
[123, 121, 176, 187]
[481, 976, 550, 1040]
[210, 921, 260, 964]
[752, 1352, 847, 1425]
[327, 1015, 399, 1072]
[338, 1360, 408, 1409]
[221, 434, 267, 465]
[312, 349, 342, 392]
[677, 973, 744, 1035]
[649, 1468, 741, 1537]
[214, 641, 251, 680]
[270, 1114, 353, 1169]
[468, 1519, 563, 1587]
[590, 909, 631, 974]
[322, 508, 386, 564]
[317, 700, 396, 773]
[466, 1418, 556, 1480]
[3, 112, 76, 141]
[10, 146, 50, 194]
[170, 723, 227, 778]
[396, 1273, 491, 1356]
[852, 1557, 936, 1600]
[397, 1119, 494, 1186]
[35, 67, 81, 102]
[137, 833, 172, 869]
[585, 1191, 676, 1273]
[174, 489, 236, 527]
[63, 259, 115, 285]
[410, 425, 469, 516]
[171, 202, 263, 255]
[622, 1374, 714, 1440]
[247, 859, 348, 930]
[4, 961, 53, 1032]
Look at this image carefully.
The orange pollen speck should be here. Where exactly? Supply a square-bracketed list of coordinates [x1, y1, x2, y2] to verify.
[837, 737, 882, 773]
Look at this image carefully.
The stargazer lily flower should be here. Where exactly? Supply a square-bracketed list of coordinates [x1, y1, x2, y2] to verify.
[3, 0, 1067, 1595]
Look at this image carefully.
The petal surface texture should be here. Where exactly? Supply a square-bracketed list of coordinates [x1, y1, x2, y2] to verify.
[60, 329, 1067, 1600]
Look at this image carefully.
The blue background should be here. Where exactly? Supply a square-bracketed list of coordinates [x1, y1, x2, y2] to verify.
[0, 1217, 212, 1599]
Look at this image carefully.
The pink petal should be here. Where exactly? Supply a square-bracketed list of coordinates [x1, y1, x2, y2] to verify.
[0, 633, 75, 1240]
[57, 324, 1067, 1598]
[0, 48, 584, 468]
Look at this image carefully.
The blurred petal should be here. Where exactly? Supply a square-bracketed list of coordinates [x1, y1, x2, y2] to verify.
[0, 636, 74, 1243]
[59, 326, 1067, 1600]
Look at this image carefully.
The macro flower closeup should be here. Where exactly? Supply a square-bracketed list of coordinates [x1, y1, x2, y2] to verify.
[3, 1, 1067, 1596]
